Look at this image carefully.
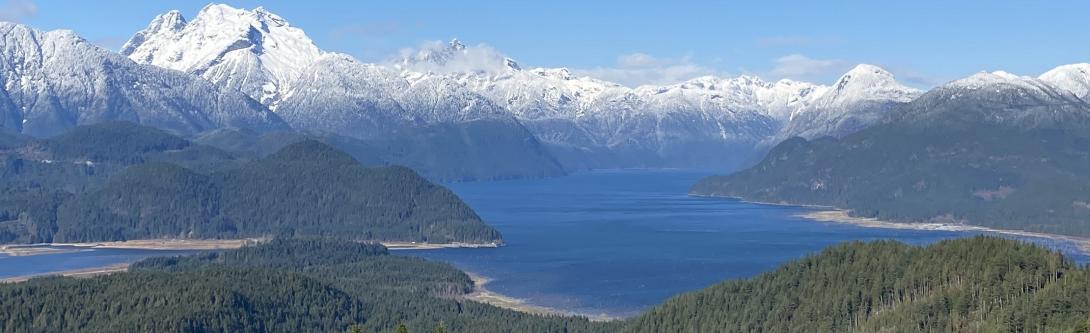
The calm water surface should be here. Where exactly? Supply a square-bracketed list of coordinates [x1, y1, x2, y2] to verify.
[0, 247, 202, 280]
[409, 170, 1090, 317]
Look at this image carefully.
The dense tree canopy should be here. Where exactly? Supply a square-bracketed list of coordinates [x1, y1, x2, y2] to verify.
[0, 238, 608, 333]
[625, 237, 1090, 333]
[2, 237, 1087, 332]
[0, 128, 502, 244]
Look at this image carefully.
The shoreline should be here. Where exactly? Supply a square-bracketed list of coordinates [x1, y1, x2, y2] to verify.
[799, 210, 1090, 254]
[462, 271, 616, 322]
[0, 263, 130, 284]
[382, 241, 502, 250]
[692, 193, 1090, 255]
[0, 238, 264, 256]
[0, 238, 503, 256]
[0, 238, 502, 282]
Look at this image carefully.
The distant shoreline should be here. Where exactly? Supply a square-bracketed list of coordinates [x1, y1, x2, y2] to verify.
[0, 238, 502, 283]
[382, 241, 502, 250]
[0, 238, 503, 256]
[799, 210, 1090, 255]
[0, 263, 130, 284]
[0, 238, 264, 256]
[691, 193, 1090, 255]
[462, 271, 616, 322]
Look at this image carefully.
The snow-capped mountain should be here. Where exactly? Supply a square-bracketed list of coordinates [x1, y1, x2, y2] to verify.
[117, 4, 1090, 175]
[766, 64, 921, 145]
[905, 70, 1090, 129]
[122, 5, 562, 180]
[121, 4, 323, 106]
[0, 22, 287, 137]
[275, 52, 513, 139]
[1039, 63, 1090, 100]
[394, 40, 921, 169]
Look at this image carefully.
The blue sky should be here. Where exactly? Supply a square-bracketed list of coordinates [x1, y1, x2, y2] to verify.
[7, 0, 1090, 87]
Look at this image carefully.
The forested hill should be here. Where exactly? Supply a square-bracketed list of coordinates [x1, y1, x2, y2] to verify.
[626, 237, 1090, 332]
[11, 140, 501, 244]
[0, 123, 501, 244]
[692, 76, 1090, 237]
[0, 122, 239, 190]
[0, 238, 609, 333]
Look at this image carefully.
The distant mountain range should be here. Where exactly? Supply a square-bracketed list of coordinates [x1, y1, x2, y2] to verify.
[0, 4, 922, 178]
[1, 3, 1088, 181]
[694, 67, 1090, 237]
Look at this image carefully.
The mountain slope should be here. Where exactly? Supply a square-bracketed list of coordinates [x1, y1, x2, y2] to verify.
[0, 22, 288, 137]
[1039, 63, 1090, 100]
[766, 64, 921, 145]
[693, 70, 1090, 237]
[0, 122, 238, 192]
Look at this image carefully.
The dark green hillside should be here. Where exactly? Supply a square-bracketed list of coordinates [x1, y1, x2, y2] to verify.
[54, 163, 223, 241]
[0, 122, 239, 190]
[693, 82, 1090, 237]
[37, 121, 192, 163]
[625, 237, 1090, 333]
[215, 140, 500, 242]
[371, 119, 567, 181]
[0, 238, 611, 333]
[0, 268, 366, 333]
[4, 140, 501, 244]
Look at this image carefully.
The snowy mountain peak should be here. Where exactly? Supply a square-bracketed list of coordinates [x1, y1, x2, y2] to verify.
[833, 64, 897, 91]
[397, 38, 521, 75]
[821, 64, 919, 105]
[122, 3, 323, 106]
[949, 71, 1047, 91]
[119, 11, 187, 56]
[0, 21, 287, 136]
[1039, 63, 1090, 99]
[531, 67, 574, 80]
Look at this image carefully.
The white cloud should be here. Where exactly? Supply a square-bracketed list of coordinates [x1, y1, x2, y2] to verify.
[576, 53, 722, 87]
[769, 54, 851, 82]
[0, 0, 36, 22]
[394, 40, 514, 74]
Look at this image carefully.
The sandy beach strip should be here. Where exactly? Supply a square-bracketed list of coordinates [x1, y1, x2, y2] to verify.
[1, 238, 502, 255]
[0, 263, 130, 284]
[462, 271, 616, 322]
[0, 238, 266, 256]
[800, 209, 1090, 254]
[381, 241, 502, 250]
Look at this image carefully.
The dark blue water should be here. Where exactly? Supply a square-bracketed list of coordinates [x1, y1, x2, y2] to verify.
[409, 170, 1090, 317]
[0, 247, 202, 280]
